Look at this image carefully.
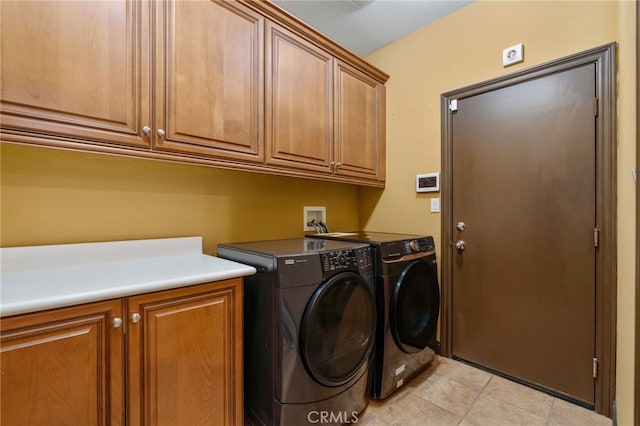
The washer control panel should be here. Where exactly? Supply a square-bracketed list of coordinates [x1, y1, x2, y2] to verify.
[321, 247, 372, 274]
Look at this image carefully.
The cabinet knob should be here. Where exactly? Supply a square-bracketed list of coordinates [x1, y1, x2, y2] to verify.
[142, 126, 151, 136]
[157, 129, 166, 138]
[112, 317, 123, 328]
[131, 313, 141, 324]
[335, 162, 342, 169]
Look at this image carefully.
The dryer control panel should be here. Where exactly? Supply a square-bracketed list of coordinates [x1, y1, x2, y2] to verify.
[380, 237, 435, 259]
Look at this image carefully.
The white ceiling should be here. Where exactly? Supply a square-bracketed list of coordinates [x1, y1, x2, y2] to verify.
[272, 0, 473, 56]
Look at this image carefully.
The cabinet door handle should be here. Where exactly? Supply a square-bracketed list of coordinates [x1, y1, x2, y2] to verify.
[157, 129, 166, 139]
[112, 317, 123, 328]
[142, 126, 151, 136]
[131, 313, 141, 323]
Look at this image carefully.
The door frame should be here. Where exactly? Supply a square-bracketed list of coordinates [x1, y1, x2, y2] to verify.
[439, 43, 617, 416]
[635, 2, 639, 423]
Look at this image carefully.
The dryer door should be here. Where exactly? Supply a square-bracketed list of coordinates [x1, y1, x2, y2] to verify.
[299, 271, 376, 387]
[391, 259, 440, 353]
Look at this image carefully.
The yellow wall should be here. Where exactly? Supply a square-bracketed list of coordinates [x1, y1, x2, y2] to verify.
[362, 0, 636, 423]
[0, 144, 362, 254]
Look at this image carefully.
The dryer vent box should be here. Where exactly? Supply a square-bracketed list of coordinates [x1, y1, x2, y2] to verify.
[304, 206, 326, 231]
[416, 173, 440, 193]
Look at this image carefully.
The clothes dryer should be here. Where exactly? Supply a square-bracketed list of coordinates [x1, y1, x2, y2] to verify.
[309, 232, 440, 399]
[217, 238, 376, 425]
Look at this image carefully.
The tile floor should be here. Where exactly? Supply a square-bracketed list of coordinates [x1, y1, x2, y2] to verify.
[358, 356, 613, 426]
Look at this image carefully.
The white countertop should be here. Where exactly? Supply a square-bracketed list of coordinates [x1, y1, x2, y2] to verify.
[0, 237, 256, 317]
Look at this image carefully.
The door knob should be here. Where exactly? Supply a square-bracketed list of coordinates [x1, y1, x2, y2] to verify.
[455, 240, 466, 252]
[456, 222, 466, 231]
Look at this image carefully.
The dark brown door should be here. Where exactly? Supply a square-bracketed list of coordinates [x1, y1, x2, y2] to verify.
[451, 64, 596, 405]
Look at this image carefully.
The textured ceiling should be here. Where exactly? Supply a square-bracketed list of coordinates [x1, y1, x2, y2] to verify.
[272, 0, 473, 56]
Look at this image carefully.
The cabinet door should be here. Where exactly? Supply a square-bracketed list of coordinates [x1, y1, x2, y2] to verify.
[265, 22, 333, 172]
[127, 279, 243, 426]
[0, 0, 149, 148]
[0, 300, 125, 426]
[334, 60, 386, 181]
[155, 0, 263, 162]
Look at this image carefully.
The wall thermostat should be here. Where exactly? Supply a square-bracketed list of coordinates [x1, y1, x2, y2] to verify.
[416, 173, 439, 193]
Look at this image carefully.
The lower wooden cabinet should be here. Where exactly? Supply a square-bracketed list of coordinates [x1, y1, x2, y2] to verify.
[0, 299, 124, 426]
[0, 278, 243, 426]
[127, 280, 243, 426]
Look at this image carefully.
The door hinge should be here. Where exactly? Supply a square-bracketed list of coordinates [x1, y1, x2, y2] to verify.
[594, 97, 599, 116]
[592, 357, 599, 379]
[449, 99, 458, 112]
[593, 227, 600, 248]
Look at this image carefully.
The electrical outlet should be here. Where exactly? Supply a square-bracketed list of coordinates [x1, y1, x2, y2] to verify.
[304, 206, 326, 231]
[503, 43, 524, 67]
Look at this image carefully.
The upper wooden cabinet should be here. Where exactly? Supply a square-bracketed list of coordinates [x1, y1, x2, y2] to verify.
[265, 21, 333, 172]
[265, 23, 386, 182]
[0, 0, 149, 148]
[0, 0, 263, 162]
[154, 1, 264, 162]
[334, 60, 386, 181]
[0, 0, 388, 186]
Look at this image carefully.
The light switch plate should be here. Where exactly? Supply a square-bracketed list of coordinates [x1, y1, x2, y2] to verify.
[430, 198, 440, 213]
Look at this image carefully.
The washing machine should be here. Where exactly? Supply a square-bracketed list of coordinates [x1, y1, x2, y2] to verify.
[309, 232, 440, 399]
[217, 238, 376, 425]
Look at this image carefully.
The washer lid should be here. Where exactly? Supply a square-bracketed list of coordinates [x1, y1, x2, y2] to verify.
[314, 231, 429, 244]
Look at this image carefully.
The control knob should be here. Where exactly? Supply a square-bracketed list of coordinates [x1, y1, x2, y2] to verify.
[408, 240, 420, 252]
